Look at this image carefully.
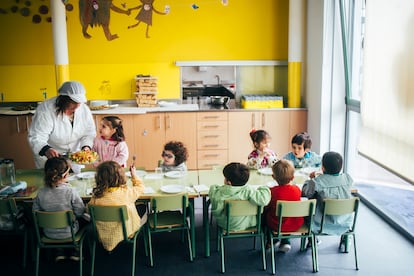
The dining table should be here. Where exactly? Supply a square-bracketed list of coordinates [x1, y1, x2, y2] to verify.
[9, 166, 342, 258]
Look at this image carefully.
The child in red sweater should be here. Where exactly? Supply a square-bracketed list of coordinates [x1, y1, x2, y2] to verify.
[264, 159, 303, 252]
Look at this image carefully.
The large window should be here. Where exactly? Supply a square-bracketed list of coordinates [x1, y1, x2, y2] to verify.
[340, 0, 414, 241]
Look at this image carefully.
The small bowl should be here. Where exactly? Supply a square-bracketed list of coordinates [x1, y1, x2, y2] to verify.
[210, 96, 229, 105]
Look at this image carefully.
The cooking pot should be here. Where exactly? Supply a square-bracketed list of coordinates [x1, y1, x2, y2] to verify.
[209, 96, 229, 105]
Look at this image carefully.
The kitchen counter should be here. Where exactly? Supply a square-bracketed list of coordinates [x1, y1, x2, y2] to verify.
[0, 103, 200, 115]
[0, 101, 306, 116]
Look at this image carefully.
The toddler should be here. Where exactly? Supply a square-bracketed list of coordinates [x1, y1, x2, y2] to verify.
[88, 161, 145, 252]
[93, 116, 128, 167]
[32, 157, 86, 261]
[283, 132, 321, 169]
[209, 162, 271, 231]
[159, 141, 188, 172]
[302, 151, 354, 236]
[264, 160, 303, 253]
[247, 129, 279, 169]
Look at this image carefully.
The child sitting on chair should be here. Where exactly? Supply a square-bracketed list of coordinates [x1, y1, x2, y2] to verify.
[301, 151, 354, 236]
[264, 160, 303, 253]
[88, 161, 146, 251]
[283, 132, 321, 169]
[247, 129, 279, 169]
[93, 116, 129, 167]
[159, 141, 188, 172]
[32, 157, 86, 261]
[209, 162, 271, 231]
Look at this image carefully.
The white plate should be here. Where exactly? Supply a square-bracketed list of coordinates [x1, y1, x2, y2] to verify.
[160, 184, 185, 194]
[258, 167, 273, 175]
[266, 181, 277, 188]
[144, 173, 164, 180]
[164, 171, 186, 178]
[125, 170, 147, 178]
[76, 171, 96, 180]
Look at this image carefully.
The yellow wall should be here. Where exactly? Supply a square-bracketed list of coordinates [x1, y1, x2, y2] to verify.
[0, 0, 288, 102]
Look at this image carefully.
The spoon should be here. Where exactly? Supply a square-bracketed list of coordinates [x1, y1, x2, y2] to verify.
[132, 155, 136, 167]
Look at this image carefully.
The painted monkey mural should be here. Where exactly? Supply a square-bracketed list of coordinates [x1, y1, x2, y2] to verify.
[79, 0, 130, 41]
[128, 0, 166, 38]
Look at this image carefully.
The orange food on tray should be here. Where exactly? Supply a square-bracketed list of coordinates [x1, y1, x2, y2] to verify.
[69, 150, 99, 164]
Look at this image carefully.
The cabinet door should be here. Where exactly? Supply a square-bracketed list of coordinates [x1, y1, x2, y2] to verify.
[94, 114, 137, 166]
[261, 110, 291, 157]
[165, 112, 197, 170]
[228, 111, 259, 163]
[289, 110, 308, 140]
[0, 115, 35, 169]
[133, 113, 165, 170]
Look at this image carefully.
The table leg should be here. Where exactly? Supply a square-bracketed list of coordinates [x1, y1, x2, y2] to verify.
[203, 196, 210, 257]
[189, 198, 196, 259]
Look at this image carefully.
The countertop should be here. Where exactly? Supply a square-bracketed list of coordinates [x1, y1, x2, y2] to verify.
[0, 100, 306, 116]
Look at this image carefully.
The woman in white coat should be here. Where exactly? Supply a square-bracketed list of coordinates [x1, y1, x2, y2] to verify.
[28, 81, 96, 168]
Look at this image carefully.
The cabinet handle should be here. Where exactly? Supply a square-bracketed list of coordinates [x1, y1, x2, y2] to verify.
[204, 163, 221, 167]
[95, 117, 99, 131]
[203, 116, 219, 119]
[166, 114, 171, 129]
[204, 154, 219, 157]
[156, 115, 161, 129]
[262, 112, 265, 127]
[15, 117, 21, 133]
[204, 144, 219, 148]
[204, 125, 219, 128]
[203, 135, 219, 138]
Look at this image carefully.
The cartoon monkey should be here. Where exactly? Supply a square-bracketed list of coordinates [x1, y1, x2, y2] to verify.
[79, 0, 130, 41]
[128, 0, 166, 38]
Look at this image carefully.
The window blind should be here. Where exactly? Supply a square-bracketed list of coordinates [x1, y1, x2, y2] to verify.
[359, 0, 414, 184]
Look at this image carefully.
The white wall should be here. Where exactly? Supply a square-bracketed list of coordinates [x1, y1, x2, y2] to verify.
[306, 0, 346, 157]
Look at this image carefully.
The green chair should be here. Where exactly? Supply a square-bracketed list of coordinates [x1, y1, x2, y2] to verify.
[89, 205, 147, 276]
[0, 198, 29, 268]
[32, 210, 88, 276]
[216, 200, 266, 273]
[147, 193, 195, 267]
[313, 197, 360, 272]
[268, 199, 317, 275]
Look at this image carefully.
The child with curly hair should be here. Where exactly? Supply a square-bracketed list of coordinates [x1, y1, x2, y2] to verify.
[159, 141, 189, 172]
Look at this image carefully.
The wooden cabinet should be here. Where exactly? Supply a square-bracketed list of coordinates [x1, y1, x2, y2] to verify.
[93, 114, 137, 167]
[1, 109, 306, 171]
[196, 112, 228, 169]
[133, 112, 197, 170]
[228, 110, 307, 163]
[0, 115, 35, 169]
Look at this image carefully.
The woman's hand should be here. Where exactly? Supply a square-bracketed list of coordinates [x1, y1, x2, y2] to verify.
[45, 148, 60, 159]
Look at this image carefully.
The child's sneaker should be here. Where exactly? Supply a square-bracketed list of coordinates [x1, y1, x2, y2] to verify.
[54, 248, 66, 262]
[265, 240, 281, 250]
[69, 249, 81, 261]
[278, 243, 291, 253]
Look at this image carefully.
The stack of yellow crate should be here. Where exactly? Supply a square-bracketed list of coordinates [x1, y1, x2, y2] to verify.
[134, 76, 158, 107]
